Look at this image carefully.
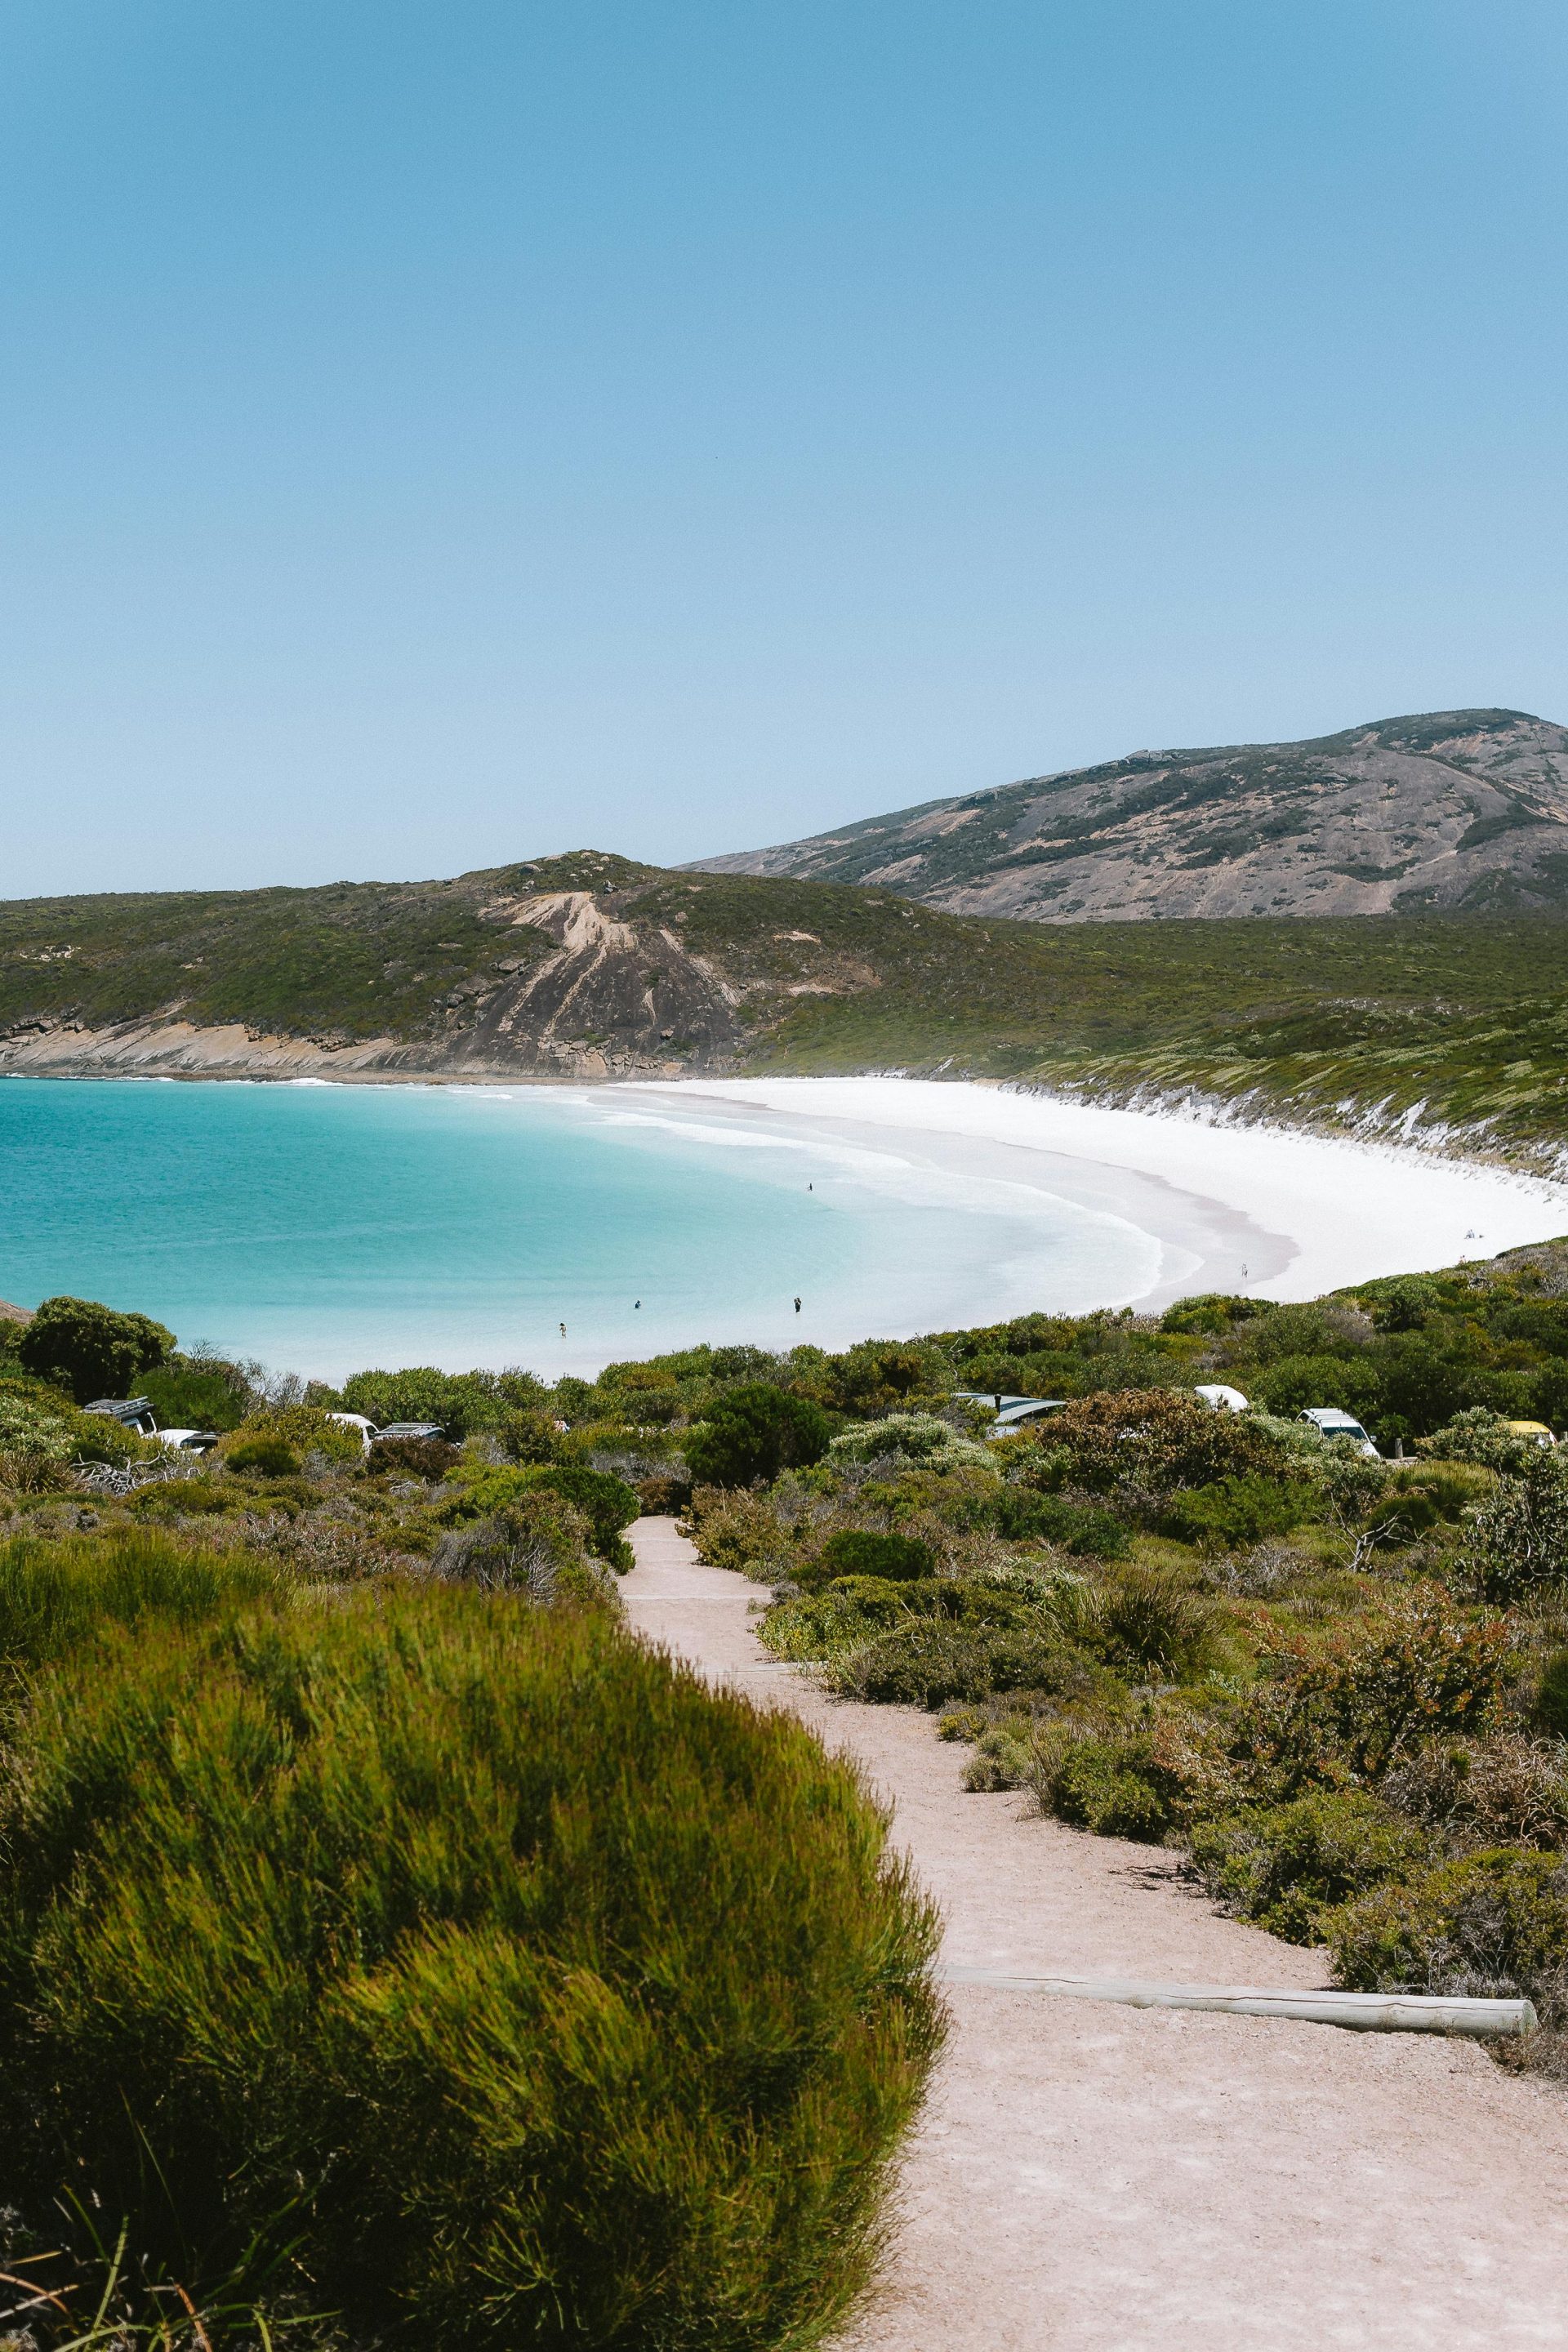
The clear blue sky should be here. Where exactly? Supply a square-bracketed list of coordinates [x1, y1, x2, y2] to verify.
[3, 1, 1566, 897]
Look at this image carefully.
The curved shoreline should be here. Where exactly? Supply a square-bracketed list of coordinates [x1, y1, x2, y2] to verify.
[621, 1075, 1568, 1307]
[5, 1072, 1566, 1370]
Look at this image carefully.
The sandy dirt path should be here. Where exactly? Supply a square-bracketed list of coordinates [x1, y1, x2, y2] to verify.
[622, 1517, 1568, 2352]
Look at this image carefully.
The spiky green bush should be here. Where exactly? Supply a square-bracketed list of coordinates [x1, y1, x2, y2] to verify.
[0, 1529, 287, 1680]
[0, 1586, 943, 2351]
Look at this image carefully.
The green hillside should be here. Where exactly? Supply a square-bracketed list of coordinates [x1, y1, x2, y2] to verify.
[2, 854, 1566, 1165]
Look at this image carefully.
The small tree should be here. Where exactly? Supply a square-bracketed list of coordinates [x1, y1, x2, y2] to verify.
[18, 1296, 173, 1405]
[685, 1384, 831, 1488]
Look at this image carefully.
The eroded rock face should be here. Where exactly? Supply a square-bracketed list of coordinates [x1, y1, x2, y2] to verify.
[693, 709, 1568, 923]
[0, 866, 764, 1082]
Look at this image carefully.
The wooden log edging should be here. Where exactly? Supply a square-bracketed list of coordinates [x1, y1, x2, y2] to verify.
[938, 1965, 1538, 2038]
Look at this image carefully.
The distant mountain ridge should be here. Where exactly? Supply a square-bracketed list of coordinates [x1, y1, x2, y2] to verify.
[690, 708, 1568, 922]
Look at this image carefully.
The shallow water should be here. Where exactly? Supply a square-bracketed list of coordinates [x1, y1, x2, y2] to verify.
[0, 1076, 1171, 1379]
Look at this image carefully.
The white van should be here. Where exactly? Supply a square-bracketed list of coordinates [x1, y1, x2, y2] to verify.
[1301, 1406, 1380, 1460]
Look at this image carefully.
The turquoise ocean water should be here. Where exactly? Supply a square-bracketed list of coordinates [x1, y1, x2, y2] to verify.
[0, 1078, 1156, 1379]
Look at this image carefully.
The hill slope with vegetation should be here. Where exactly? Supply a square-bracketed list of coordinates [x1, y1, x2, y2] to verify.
[4, 854, 1568, 1167]
[693, 707, 1568, 923]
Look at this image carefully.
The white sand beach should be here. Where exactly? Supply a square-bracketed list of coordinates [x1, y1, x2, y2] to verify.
[618, 1076, 1568, 1312]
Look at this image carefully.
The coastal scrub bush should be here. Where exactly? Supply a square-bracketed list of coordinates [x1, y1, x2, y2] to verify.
[1158, 1472, 1312, 1551]
[427, 1492, 616, 1610]
[818, 1529, 935, 1582]
[140, 1352, 256, 1434]
[497, 1406, 567, 1463]
[1023, 1388, 1283, 1499]
[1027, 1709, 1214, 1844]
[687, 1486, 795, 1577]
[1188, 1793, 1429, 1942]
[992, 1486, 1129, 1557]
[1232, 1592, 1508, 1797]
[369, 1432, 464, 1479]
[0, 1394, 77, 1493]
[17, 1294, 174, 1405]
[444, 1463, 639, 1566]
[1465, 1449, 1568, 1601]
[827, 1414, 987, 1470]
[340, 1364, 545, 1438]
[1417, 1407, 1543, 1473]
[1536, 1649, 1568, 1740]
[684, 1383, 831, 1487]
[828, 1619, 1071, 1710]
[0, 1588, 944, 2350]
[1076, 1565, 1220, 1682]
[1249, 1353, 1383, 1425]
[0, 1529, 286, 1680]
[1327, 1847, 1568, 2020]
[1379, 1733, 1568, 1851]
[220, 1406, 364, 1477]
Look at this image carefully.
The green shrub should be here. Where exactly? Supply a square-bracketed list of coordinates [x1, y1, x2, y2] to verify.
[1188, 1793, 1428, 1942]
[442, 1463, 640, 1567]
[760, 1579, 946, 1663]
[819, 1341, 948, 1417]
[340, 1365, 544, 1439]
[220, 1408, 364, 1478]
[1024, 1388, 1285, 1499]
[523, 1464, 640, 1564]
[1466, 1449, 1568, 1601]
[827, 1619, 1070, 1709]
[1159, 1294, 1266, 1337]
[0, 1588, 944, 2350]
[1327, 1846, 1568, 2020]
[496, 1407, 566, 1463]
[1417, 1407, 1543, 1473]
[996, 1486, 1129, 1557]
[1080, 1566, 1220, 1681]
[1028, 1722, 1186, 1842]
[827, 1414, 988, 1469]
[1234, 1591, 1507, 1797]
[17, 1294, 173, 1405]
[687, 1486, 793, 1576]
[684, 1384, 831, 1487]
[1536, 1648, 1568, 1740]
[0, 1393, 77, 1493]
[0, 1530, 287, 1678]
[1159, 1473, 1310, 1550]
[140, 1355, 254, 1434]
[428, 1493, 616, 1610]
[1250, 1353, 1383, 1426]
[819, 1529, 935, 1581]
[1358, 1490, 1443, 1550]
[369, 1432, 464, 1480]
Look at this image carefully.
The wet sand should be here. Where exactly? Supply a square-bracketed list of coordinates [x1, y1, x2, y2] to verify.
[623, 1517, 1568, 2351]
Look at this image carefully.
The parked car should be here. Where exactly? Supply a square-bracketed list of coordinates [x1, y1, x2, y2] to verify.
[82, 1396, 158, 1437]
[1301, 1406, 1380, 1459]
[373, 1422, 448, 1442]
[1195, 1383, 1250, 1414]
[1503, 1420, 1557, 1450]
[156, 1428, 219, 1454]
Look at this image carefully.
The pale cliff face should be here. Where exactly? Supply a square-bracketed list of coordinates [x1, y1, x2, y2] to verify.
[693, 710, 1568, 923]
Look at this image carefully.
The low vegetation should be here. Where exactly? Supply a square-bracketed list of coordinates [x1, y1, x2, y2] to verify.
[0, 1313, 944, 2350]
[6, 1235, 1568, 2340]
